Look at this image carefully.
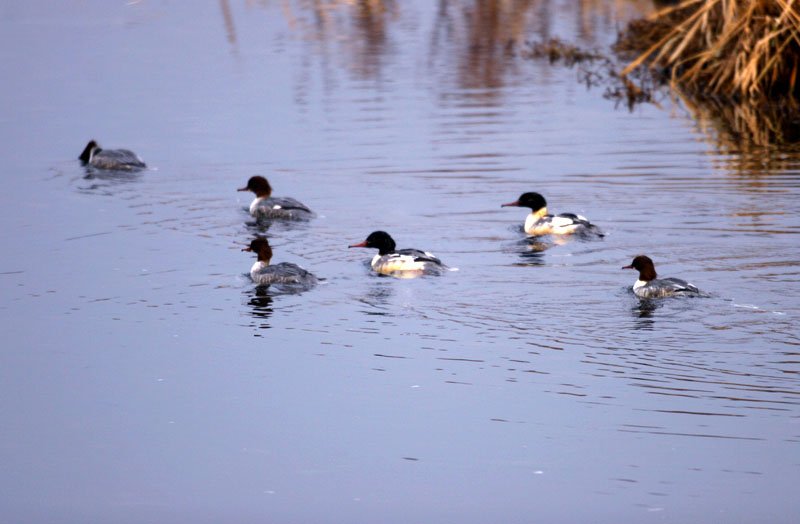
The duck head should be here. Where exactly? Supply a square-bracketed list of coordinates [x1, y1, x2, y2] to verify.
[622, 255, 658, 281]
[348, 231, 397, 256]
[242, 237, 273, 263]
[79, 140, 101, 164]
[502, 192, 547, 215]
[238, 176, 273, 197]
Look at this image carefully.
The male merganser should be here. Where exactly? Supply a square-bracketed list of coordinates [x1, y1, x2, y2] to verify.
[348, 231, 449, 277]
[501, 192, 603, 236]
[237, 176, 313, 219]
[622, 255, 702, 298]
[242, 237, 318, 287]
[79, 140, 146, 171]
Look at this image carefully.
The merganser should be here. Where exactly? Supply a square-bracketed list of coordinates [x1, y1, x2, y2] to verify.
[237, 176, 313, 219]
[79, 140, 146, 171]
[501, 192, 603, 236]
[242, 237, 318, 287]
[622, 255, 702, 298]
[348, 231, 450, 277]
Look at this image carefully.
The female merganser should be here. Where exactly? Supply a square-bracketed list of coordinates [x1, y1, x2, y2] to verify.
[501, 192, 603, 236]
[348, 231, 450, 277]
[622, 255, 702, 298]
[242, 237, 318, 287]
[237, 176, 313, 219]
[79, 140, 146, 171]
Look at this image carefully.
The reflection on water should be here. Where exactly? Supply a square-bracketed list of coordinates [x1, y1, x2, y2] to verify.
[630, 295, 661, 323]
[356, 278, 395, 314]
[436, 0, 537, 91]
[242, 216, 314, 237]
[75, 169, 144, 195]
[276, 0, 654, 85]
[274, 0, 799, 159]
[505, 227, 600, 265]
[511, 236, 550, 265]
[274, 0, 397, 80]
[245, 286, 274, 330]
[672, 91, 800, 170]
[712, 142, 800, 179]
[218, 0, 237, 47]
[515, 250, 547, 266]
[243, 218, 275, 236]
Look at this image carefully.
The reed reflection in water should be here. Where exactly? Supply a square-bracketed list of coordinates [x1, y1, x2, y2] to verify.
[265, 0, 654, 81]
[261, 0, 795, 165]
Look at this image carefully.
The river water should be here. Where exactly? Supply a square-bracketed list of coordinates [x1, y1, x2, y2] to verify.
[1, 1, 799, 523]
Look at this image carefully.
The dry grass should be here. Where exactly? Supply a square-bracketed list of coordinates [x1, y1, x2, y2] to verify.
[616, 0, 800, 100]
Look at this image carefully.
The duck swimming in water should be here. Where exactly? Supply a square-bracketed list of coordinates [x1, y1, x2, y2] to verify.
[242, 237, 318, 287]
[501, 192, 603, 237]
[237, 176, 313, 220]
[348, 231, 450, 277]
[79, 140, 146, 171]
[622, 255, 703, 298]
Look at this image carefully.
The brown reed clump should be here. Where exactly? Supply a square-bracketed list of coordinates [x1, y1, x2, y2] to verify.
[616, 0, 800, 101]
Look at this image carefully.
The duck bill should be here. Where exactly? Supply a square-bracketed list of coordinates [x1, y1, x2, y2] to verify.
[237, 187, 249, 192]
[501, 201, 520, 207]
[621, 264, 633, 269]
[242, 247, 252, 252]
[348, 241, 368, 248]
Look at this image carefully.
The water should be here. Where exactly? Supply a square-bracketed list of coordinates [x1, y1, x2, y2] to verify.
[1, 1, 799, 523]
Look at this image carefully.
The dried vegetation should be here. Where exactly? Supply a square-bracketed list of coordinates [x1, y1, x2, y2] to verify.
[617, 0, 800, 99]
[616, 0, 800, 146]
[524, 38, 658, 111]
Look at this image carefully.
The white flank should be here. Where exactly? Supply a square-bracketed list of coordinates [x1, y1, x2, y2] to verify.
[250, 260, 268, 281]
[524, 213, 539, 234]
[372, 254, 426, 274]
[249, 197, 265, 215]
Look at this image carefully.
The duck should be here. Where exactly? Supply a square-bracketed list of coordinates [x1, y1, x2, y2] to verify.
[79, 140, 146, 171]
[348, 231, 450, 277]
[242, 237, 318, 287]
[622, 255, 702, 298]
[237, 176, 313, 219]
[501, 192, 603, 236]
